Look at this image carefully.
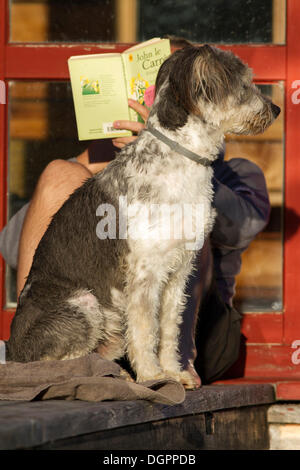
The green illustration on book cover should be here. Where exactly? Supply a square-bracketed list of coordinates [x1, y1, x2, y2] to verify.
[80, 77, 100, 95]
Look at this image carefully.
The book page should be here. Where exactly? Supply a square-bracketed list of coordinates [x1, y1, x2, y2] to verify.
[68, 54, 131, 140]
[125, 37, 163, 52]
[122, 39, 171, 122]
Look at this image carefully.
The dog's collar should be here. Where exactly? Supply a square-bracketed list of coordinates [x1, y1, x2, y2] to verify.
[146, 123, 212, 167]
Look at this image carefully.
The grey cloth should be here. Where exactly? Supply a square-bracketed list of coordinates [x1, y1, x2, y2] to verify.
[0, 353, 185, 405]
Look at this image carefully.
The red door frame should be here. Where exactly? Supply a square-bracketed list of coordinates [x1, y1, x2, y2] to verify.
[1, 0, 300, 398]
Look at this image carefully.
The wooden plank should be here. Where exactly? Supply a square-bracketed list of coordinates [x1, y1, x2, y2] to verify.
[10, 3, 49, 42]
[115, 0, 137, 43]
[8, 140, 26, 199]
[272, 0, 286, 44]
[34, 406, 270, 450]
[268, 403, 300, 423]
[240, 345, 300, 379]
[0, 384, 275, 450]
[214, 378, 300, 401]
[241, 314, 283, 344]
[1, 310, 14, 340]
[9, 82, 48, 100]
[225, 141, 283, 191]
[220, 45, 286, 81]
[269, 424, 300, 450]
[276, 382, 300, 400]
[236, 238, 282, 289]
[6, 44, 131, 80]
[10, 101, 48, 140]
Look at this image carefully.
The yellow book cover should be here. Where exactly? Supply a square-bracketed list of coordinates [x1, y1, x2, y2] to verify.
[68, 38, 171, 141]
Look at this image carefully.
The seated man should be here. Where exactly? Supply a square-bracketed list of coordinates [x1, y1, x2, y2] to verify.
[0, 98, 270, 384]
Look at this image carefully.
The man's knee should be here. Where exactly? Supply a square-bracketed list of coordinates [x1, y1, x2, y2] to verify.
[34, 159, 91, 203]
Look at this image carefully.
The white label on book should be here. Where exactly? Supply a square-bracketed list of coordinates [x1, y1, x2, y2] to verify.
[103, 123, 121, 134]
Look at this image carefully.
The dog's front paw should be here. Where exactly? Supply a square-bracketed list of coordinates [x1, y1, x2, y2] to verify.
[162, 364, 201, 390]
[177, 369, 201, 390]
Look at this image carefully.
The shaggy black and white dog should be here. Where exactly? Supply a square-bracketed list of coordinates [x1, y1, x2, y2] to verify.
[7, 45, 280, 389]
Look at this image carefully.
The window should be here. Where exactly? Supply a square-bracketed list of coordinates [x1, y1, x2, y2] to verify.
[10, 0, 285, 44]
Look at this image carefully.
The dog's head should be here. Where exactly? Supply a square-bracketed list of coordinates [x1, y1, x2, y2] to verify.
[154, 45, 280, 135]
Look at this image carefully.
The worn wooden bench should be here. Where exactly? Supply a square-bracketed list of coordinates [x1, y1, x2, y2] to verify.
[0, 383, 275, 450]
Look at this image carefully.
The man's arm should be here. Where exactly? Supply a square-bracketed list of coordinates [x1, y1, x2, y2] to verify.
[76, 149, 109, 175]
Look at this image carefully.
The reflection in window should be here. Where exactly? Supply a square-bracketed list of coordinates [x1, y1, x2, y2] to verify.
[8, 81, 87, 216]
[139, 0, 276, 44]
[225, 83, 284, 312]
[6, 81, 88, 305]
[10, 0, 286, 44]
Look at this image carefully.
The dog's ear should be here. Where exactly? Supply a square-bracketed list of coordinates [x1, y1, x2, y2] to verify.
[155, 46, 219, 129]
[155, 48, 192, 130]
[155, 45, 246, 130]
[194, 45, 248, 107]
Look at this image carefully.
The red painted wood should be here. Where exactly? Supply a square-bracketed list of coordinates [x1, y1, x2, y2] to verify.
[0, 0, 6, 70]
[6, 44, 132, 80]
[5, 44, 286, 81]
[2, 310, 13, 340]
[221, 45, 286, 81]
[0, 0, 8, 339]
[241, 314, 283, 344]
[243, 345, 300, 378]
[276, 382, 300, 400]
[283, 0, 300, 345]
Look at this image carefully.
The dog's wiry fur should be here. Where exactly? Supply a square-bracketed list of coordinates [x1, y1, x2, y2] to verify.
[7, 45, 280, 388]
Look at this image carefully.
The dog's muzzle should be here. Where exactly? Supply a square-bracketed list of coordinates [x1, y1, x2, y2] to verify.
[271, 103, 281, 118]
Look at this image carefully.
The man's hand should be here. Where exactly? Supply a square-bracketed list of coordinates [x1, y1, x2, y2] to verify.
[112, 99, 150, 149]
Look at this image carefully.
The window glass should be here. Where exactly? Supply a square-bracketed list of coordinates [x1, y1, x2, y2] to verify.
[6, 80, 88, 306]
[10, 0, 286, 44]
[226, 83, 284, 312]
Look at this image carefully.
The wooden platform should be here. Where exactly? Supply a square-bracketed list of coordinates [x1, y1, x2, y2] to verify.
[0, 384, 275, 450]
[268, 403, 300, 450]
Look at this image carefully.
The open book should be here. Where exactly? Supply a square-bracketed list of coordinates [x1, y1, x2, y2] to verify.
[68, 38, 171, 141]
